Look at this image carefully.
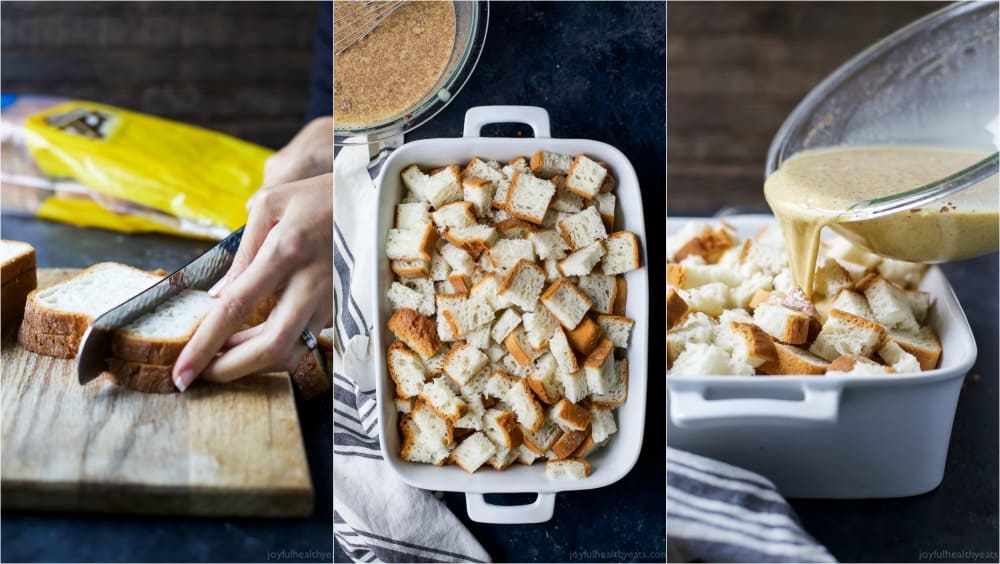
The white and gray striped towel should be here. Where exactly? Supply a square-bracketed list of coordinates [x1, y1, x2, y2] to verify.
[667, 447, 837, 563]
[333, 141, 491, 564]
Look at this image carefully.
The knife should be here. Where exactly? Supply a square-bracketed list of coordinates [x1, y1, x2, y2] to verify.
[77, 227, 244, 385]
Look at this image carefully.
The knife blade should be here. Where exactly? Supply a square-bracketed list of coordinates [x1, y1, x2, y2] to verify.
[77, 226, 244, 385]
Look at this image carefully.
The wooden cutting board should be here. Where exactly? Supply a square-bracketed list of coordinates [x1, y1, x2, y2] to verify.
[1, 269, 314, 517]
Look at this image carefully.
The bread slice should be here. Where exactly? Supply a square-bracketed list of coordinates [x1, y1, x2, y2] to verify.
[505, 172, 556, 225]
[1, 240, 36, 283]
[529, 150, 573, 179]
[565, 155, 610, 199]
[388, 308, 442, 359]
[557, 206, 607, 250]
[540, 279, 593, 330]
[577, 274, 617, 315]
[551, 399, 591, 431]
[546, 458, 591, 479]
[808, 309, 886, 361]
[601, 231, 641, 275]
[20, 262, 158, 339]
[498, 259, 546, 311]
[16, 329, 79, 359]
[756, 343, 829, 376]
[557, 240, 606, 277]
[103, 358, 178, 394]
[110, 289, 215, 364]
[451, 432, 496, 473]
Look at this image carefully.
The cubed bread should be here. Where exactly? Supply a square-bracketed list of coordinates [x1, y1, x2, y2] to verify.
[601, 231, 642, 275]
[857, 274, 920, 334]
[596, 314, 634, 348]
[753, 302, 810, 345]
[441, 296, 495, 338]
[590, 359, 628, 406]
[483, 409, 523, 448]
[505, 376, 545, 432]
[387, 342, 427, 398]
[877, 258, 929, 290]
[549, 327, 580, 373]
[462, 176, 497, 218]
[884, 326, 941, 370]
[521, 414, 562, 454]
[831, 288, 875, 321]
[672, 343, 753, 376]
[435, 293, 465, 342]
[565, 155, 610, 199]
[557, 206, 608, 250]
[387, 281, 434, 317]
[400, 164, 429, 200]
[523, 305, 560, 350]
[419, 375, 468, 421]
[530, 150, 573, 179]
[756, 343, 829, 376]
[546, 458, 591, 479]
[551, 179, 586, 213]
[386, 224, 438, 261]
[443, 224, 498, 252]
[550, 428, 590, 460]
[504, 326, 544, 366]
[593, 192, 616, 232]
[451, 432, 496, 473]
[589, 406, 617, 443]
[813, 258, 854, 299]
[442, 341, 489, 386]
[578, 274, 617, 315]
[583, 338, 616, 394]
[672, 226, 735, 263]
[557, 240, 606, 277]
[827, 355, 894, 375]
[720, 321, 776, 368]
[877, 340, 922, 374]
[396, 202, 431, 229]
[517, 444, 544, 465]
[388, 308, 442, 359]
[565, 315, 602, 355]
[540, 279, 593, 330]
[666, 288, 689, 331]
[667, 263, 742, 289]
[528, 228, 570, 261]
[423, 165, 464, 209]
[557, 369, 589, 403]
[527, 353, 562, 404]
[488, 239, 536, 274]
[432, 201, 476, 229]
[904, 289, 931, 325]
[551, 399, 591, 431]
[498, 259, 546, 311]
[505, 172, 556, 225]
[808, 309, 887, 361]
[490, 308, 522, 344]
[440, 243, 475, 276]
[391, 259, 430, 279]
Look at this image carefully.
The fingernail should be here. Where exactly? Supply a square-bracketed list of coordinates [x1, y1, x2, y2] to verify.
[174, 369, 193, 392]
[208, 274, 231, 297]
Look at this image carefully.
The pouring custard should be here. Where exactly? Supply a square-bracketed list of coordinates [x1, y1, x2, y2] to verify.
[765, 146, 999, 297]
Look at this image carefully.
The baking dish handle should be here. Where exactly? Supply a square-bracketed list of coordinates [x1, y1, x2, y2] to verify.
[670, 386, 841, 427]
[463, 106, 552, 138]
[465, 492, 556, 524]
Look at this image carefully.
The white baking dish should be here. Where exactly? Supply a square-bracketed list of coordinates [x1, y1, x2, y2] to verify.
[667, 214, 977, 498]
[372, 106, 649, 523]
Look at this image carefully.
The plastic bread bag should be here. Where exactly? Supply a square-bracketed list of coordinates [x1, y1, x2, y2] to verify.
[1, 94, 273, 240]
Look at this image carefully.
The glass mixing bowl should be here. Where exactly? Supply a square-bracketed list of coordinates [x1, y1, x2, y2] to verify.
[766, 1, 999, 226]
[334, 1, 489, 146]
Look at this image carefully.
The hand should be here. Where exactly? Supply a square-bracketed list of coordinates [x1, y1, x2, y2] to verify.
[262, 116, 333, 186]
[171, 173, 334, 391]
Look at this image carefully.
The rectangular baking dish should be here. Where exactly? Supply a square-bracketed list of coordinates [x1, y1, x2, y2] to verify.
[667, 214, 977, 498]
[372, 106, 649, 523]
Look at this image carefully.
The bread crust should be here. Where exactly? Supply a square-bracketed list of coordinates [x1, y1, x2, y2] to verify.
[17, 328, 79, 358]
[103, 358, 177, 393]
[388, 307, 441, 359]
[0, 241, 36, 282]
[550, 427, 590, 459]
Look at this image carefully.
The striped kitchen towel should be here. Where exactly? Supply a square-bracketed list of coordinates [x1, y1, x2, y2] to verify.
[333, 141, 491, 564]
[667, 447, 837, 563]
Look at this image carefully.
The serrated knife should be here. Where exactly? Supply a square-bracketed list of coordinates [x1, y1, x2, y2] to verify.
[77, 227, 244, 385]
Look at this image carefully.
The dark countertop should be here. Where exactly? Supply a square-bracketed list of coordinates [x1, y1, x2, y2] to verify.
[790, 254, 999, 564]
[0, 215, 334, 563]
[338, 2, 667, 563]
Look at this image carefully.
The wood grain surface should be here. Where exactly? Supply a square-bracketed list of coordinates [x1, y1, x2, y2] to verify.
[1, 269, 313, 517]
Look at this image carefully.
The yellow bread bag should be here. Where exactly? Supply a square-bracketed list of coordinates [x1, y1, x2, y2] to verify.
[1, 94, 272, 239]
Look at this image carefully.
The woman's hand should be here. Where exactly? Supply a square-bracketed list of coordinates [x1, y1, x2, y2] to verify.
[262, 116, 333, 186]
[171, 173, 334, 391]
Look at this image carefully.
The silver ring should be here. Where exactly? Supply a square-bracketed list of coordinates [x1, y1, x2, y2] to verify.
[301, 329, 318, 351]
